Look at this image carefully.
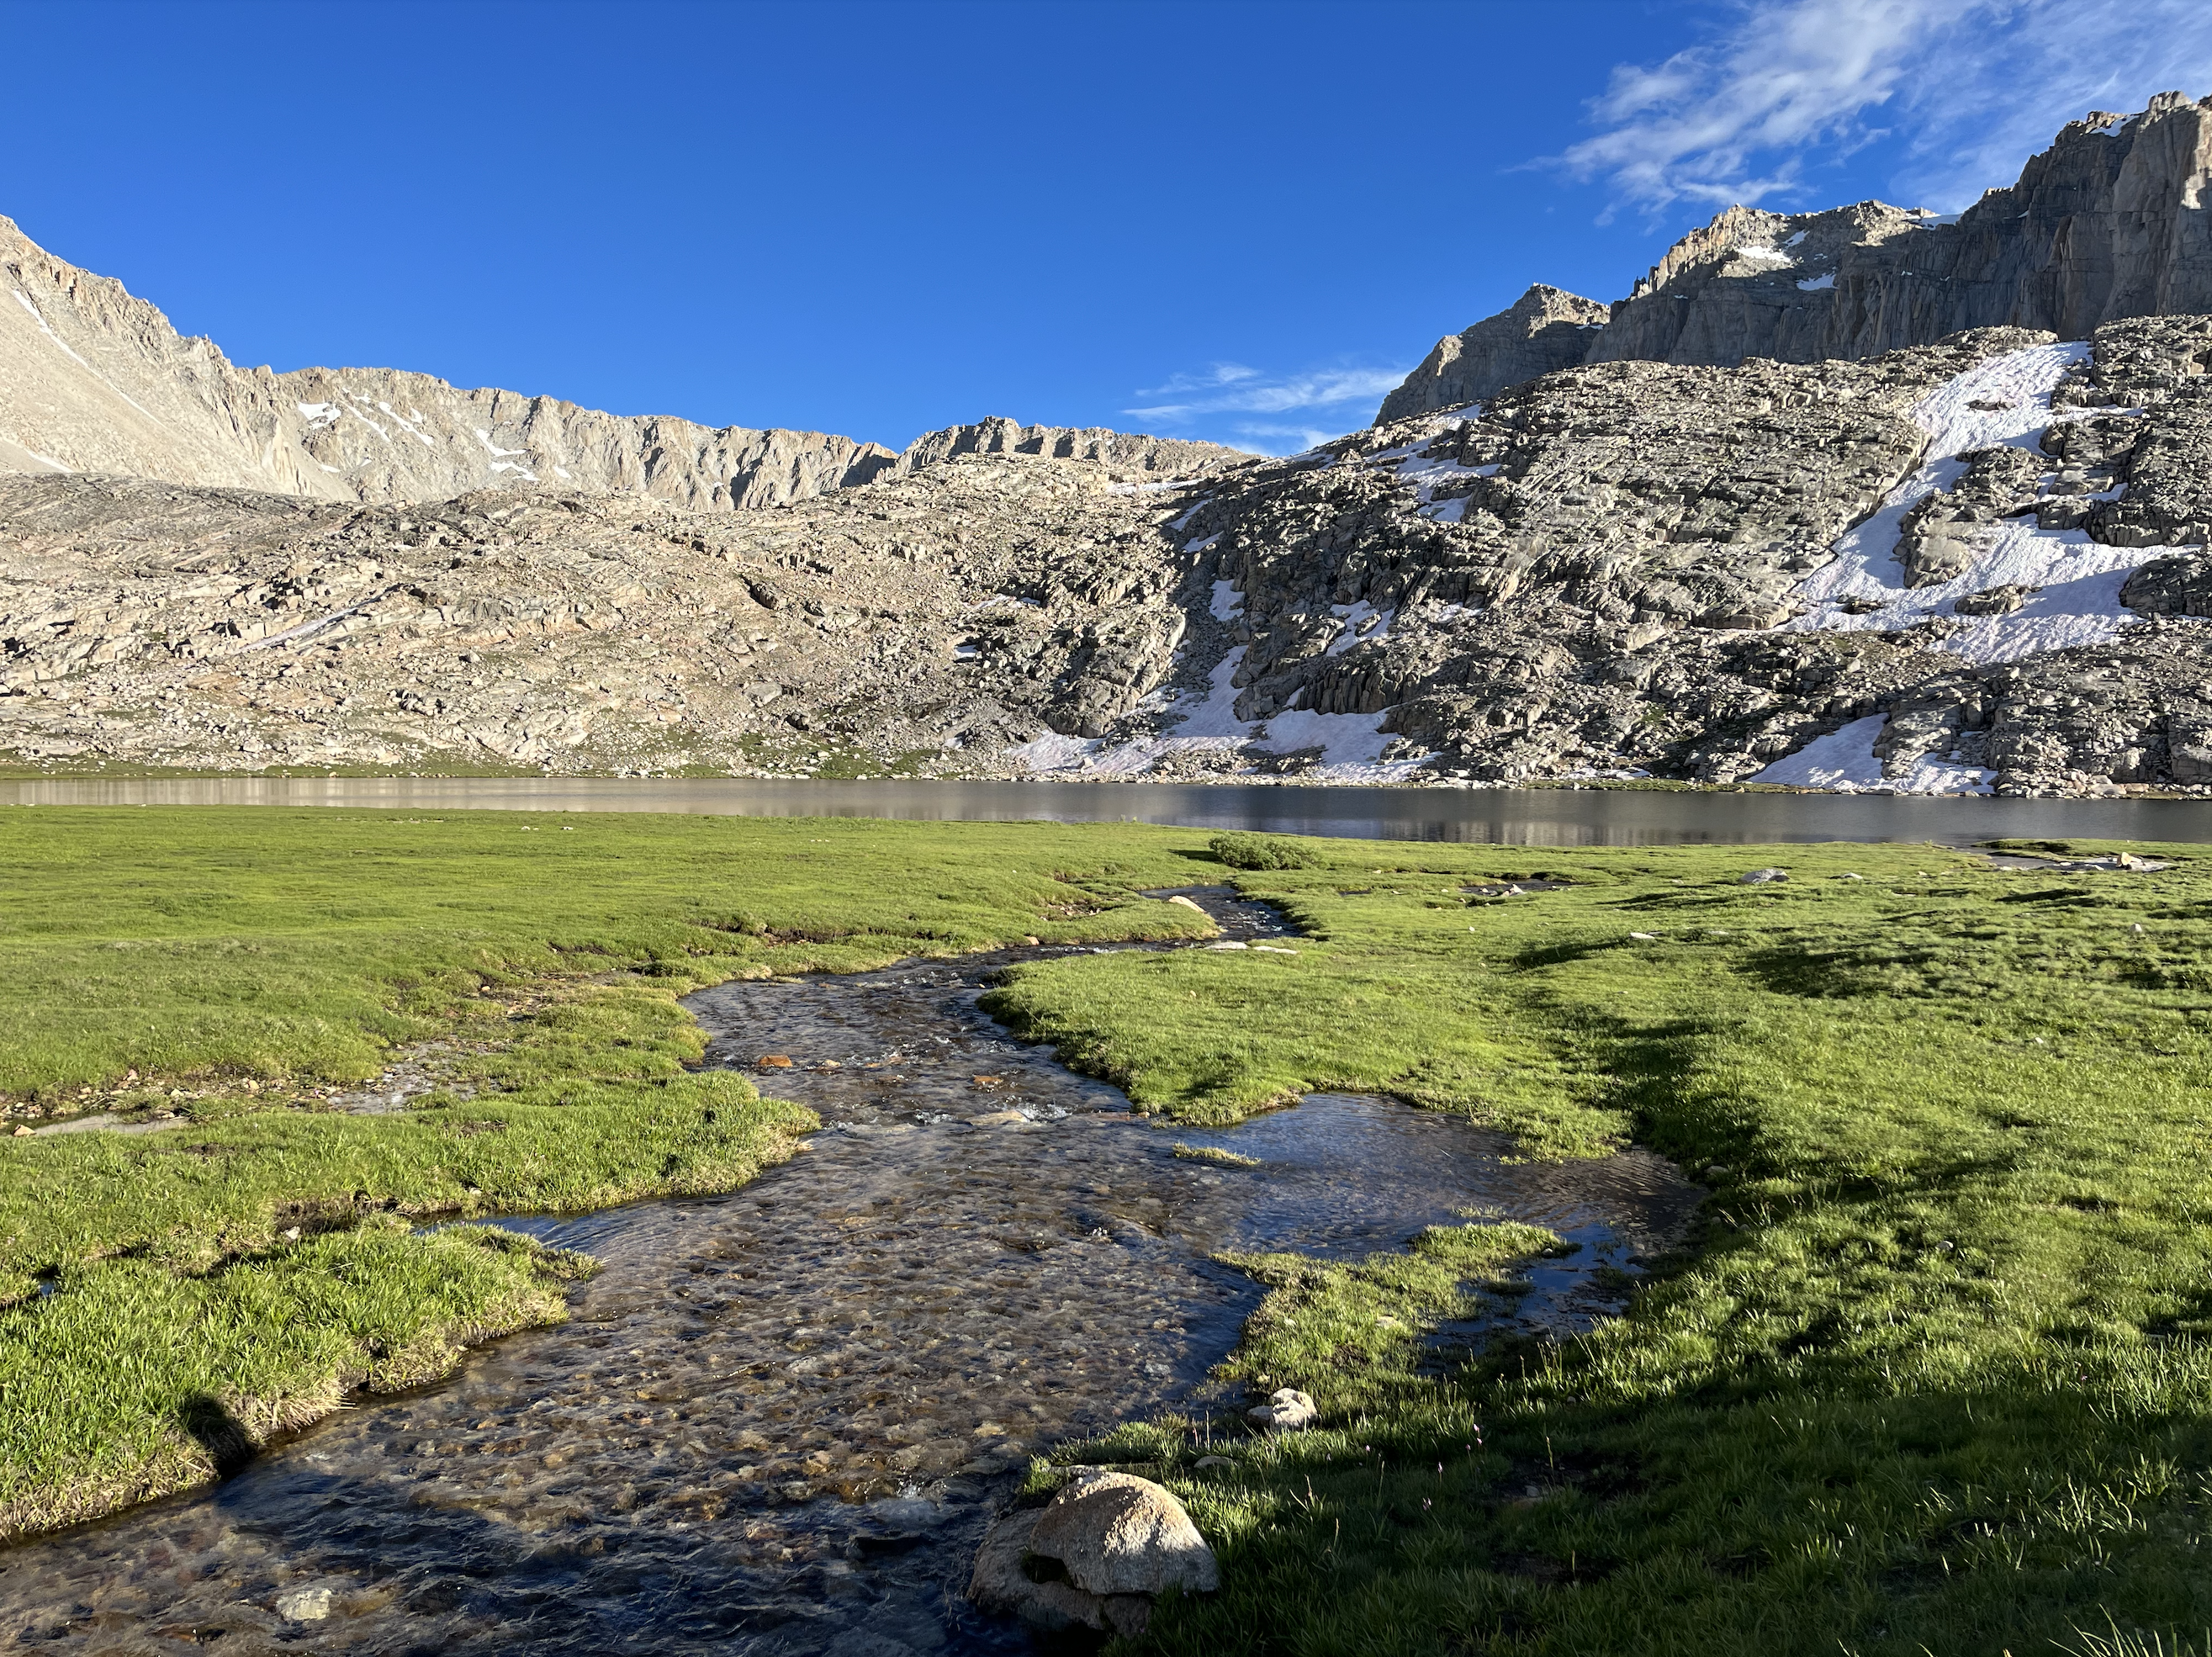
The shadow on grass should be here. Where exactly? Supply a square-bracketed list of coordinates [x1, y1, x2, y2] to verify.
[176, 1392, 255, 1479]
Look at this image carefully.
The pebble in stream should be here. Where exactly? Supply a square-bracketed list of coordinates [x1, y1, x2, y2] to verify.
[0, 888, 1701, 1655]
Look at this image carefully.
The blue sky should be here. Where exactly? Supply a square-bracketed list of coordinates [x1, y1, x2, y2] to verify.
[4, 0, 2211, 454]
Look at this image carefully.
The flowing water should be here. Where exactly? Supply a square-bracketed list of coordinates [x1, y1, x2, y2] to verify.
[0, 892, 1701, 1653]
[7, 774, 2212, 846]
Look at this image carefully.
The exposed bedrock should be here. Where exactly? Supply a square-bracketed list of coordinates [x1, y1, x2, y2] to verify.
[19, 315, 2212, 795]
[1375, 286, 1612, 422]
[1379, 92, 2212, 422]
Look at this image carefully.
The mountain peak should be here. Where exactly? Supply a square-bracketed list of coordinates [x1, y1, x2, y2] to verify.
[1379, 92, 2212, 422]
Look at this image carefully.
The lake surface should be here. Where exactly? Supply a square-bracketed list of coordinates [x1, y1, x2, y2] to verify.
[5, 775, 2212, 844]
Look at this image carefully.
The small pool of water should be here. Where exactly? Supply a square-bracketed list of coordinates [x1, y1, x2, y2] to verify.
[0, 894, 1700, 1654]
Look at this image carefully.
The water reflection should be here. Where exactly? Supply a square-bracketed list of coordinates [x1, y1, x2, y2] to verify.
[4, 774, 2211, 845]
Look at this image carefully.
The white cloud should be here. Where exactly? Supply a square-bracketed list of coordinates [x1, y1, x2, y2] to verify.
[1229, 421, 1337, 455]
[1555, 0, 2212, 216]
[1126, 364, 1405, 423]
[1136, 363, 1262, 395]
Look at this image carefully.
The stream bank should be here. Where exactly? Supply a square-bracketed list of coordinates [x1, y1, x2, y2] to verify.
[0, 892, 1699, 1654]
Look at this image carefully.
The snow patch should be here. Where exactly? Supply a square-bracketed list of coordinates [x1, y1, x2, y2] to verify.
[1731, 244, 1795, 270]
[1422, 496, 1469, 523]
[1787, 341, 2167, 666]
[1014, 641, 1432, 784]
[1007, 733, 1099, 770]
[1797, 273, 1836, 292]
[1209, 579, 1243, 621]
[296, 402, 341, 426]
[474, 427, 528, 459]
[1751, 714, 1992, 794]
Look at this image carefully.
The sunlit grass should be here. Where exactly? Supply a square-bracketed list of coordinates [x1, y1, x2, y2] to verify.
[984, 836, 2212, 1654]
[0, 805, 1217, 1534]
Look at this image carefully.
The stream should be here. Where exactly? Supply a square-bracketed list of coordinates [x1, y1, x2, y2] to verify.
[0, 891, 1701, 1654]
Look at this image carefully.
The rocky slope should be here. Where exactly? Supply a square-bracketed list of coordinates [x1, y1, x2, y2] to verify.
[13, 312, 2212, 797]
[0, 453, 1215, 776]
[1384, 92, 2212, 417]
[0, 216, 1241, 515]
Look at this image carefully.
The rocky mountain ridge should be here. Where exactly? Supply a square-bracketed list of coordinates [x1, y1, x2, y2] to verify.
[0, 216, 1241, 516]
[13, 98, 2212, 797]
[1383, 92, 2212, 419]
[13, 310, 2212, 797]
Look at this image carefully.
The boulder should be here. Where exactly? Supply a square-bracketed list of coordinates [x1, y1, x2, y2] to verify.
[1029, 1470, 1220, 1596]
[968, 1475, 1217, 1636]
[1740, 867, 1790, 884]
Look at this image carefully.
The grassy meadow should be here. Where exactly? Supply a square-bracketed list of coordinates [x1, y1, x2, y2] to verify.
[981, 835, 2212, 1656]
[0, 805, 1214, 1533]
[7, 803, 2212, 1657]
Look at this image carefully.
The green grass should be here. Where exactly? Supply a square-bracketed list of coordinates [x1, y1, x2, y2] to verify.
[15, 807, 2212, 1654]
[978, 837, 2212, 1655]
[0, 806, 1219, 1534]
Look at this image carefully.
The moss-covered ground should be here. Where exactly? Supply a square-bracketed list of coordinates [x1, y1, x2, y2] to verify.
[980, 836, 2212, 1656]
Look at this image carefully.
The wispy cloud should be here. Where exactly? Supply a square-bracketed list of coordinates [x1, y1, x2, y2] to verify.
[1555, 0, 2212, 217]
[1227, 421, 1338, 455]
[1125, 364, 1405, 424]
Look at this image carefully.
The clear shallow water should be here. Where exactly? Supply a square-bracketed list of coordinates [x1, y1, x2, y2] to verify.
[5, 774, 2212, 844]
[0, 898, 1700, 1653]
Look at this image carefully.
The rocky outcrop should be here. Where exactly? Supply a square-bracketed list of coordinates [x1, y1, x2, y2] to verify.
[1376, 285, 1611, 422]
[0, 447, 1214, 776]
[0, 214, 898, 510]
[1376, 92, 2212, 418]
[895, 416, 1246, 477]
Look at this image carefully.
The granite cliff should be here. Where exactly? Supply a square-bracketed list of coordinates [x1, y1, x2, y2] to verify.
[1384, 92, 2212, 418]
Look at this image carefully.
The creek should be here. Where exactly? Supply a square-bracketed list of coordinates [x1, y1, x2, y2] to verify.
[0, 890, 1700, 1653]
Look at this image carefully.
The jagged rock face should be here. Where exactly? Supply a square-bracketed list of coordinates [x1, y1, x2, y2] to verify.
[892, 416, 1246, 478]
[1376, 92, 2212, 420]
[0, 214, 898, 511]
[1374, 286, 1611, 423]
[0, 214, 1245, 521]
